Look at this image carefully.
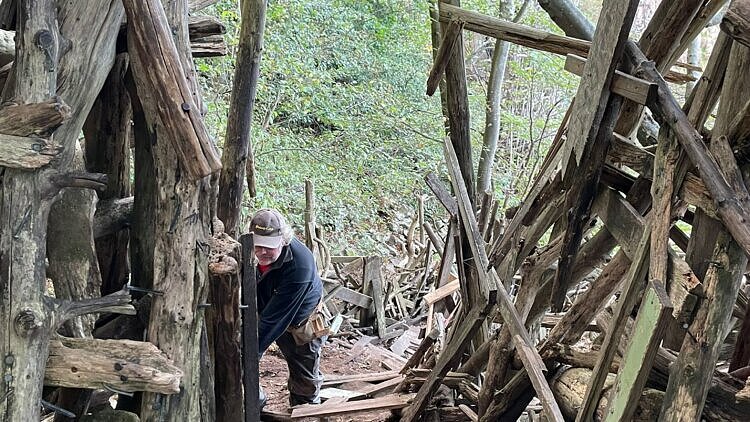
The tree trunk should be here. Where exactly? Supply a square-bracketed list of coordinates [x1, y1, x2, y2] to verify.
[217, 0, 267, 235]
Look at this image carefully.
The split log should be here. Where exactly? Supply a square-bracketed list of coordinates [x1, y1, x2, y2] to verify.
[426, 19, 464, 96]
[190, 35, 228, 57]
[123, 0, 221, 181]
[45, 337, 182, 394]
[188, 15, 226, 40]
[92, 197, 134, 239]
[0, 96, 70, 136]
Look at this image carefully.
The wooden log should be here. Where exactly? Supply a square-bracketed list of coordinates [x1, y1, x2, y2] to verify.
[602, 281, 672, 422]
[564, 54, 657, 105]
[0, 96, 70, 136]
[425, 172, 458, 217]
[45, 337, 181, 394]
[721, 0, 750, 48]
[188, 0, 219, 12]
[0, 133, 61, 168]
[92, 196, 134, 239]
[123, 0, 221, 181]
[208, 229, 243, 422]
[190, 35, 228, 57]
[576, 224, 650, 422]
[426, 19, 464, 96]
[552, 0, 639, 312]
[188, 15, 226, 40]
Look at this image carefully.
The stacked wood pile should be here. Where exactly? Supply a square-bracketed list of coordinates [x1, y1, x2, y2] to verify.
[263, 0, 750, 421]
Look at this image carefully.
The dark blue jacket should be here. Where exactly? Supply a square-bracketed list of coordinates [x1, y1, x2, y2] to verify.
[257, 238, 323, 355]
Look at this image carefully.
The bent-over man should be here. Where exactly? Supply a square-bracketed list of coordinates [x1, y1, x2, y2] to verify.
[250, 208, 324, 408]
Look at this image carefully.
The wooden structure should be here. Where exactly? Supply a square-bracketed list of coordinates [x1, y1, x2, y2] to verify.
[2, 0, 750, 421]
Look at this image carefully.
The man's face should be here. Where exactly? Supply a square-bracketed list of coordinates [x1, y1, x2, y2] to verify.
[255, 245, 283, 266]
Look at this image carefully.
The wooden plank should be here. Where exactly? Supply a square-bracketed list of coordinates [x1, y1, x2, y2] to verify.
[459, 404, 478, 422]
[426, 19, 465, 96]
[552, 0, 640, 312]
[575, 224, 650, 422]
[365, 256, 387, 338]
[425, 172, 458, 217]
[239, 234, 261, 422]
[423, 278, 460, 304]
[564, 54, 657, 105]
[323, 370, 400, 386]
[291, 394, 415, 419]
[331, 255, 364, 264]
[603, 281, 672, 422]
[322, 281, 372, 309]
[721, 0, 750, 48]
[353, 375, 404, 398]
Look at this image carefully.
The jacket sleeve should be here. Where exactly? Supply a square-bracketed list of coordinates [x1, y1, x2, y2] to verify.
[257, 275, 313, 356]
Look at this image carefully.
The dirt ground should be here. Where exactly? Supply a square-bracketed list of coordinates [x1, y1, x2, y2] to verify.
[260, 339, 396, 421]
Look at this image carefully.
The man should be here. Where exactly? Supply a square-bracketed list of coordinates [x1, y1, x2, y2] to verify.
[250, 208, 325, 408]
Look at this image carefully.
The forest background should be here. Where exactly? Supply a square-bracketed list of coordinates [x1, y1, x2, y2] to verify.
[198, 0, 711, 254]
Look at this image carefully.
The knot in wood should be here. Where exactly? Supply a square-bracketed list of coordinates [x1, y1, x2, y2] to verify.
[14, 308, 43, 336]
[34, 30, 54, 50]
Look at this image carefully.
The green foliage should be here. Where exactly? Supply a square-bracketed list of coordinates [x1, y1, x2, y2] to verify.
[197, 0, 579, 254]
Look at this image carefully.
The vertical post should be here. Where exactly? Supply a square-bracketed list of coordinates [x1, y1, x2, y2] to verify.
[240, 234, 260, 422]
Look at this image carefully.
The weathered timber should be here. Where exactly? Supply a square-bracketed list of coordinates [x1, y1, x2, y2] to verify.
[602, 281, 672, 422]
[0, 0, 125, 419]
[0, 96, 70, 136]
[399, 304, 494, 422]
[92, 197, 134, 239]
[667, 0, 730, 67]
[425, 172, 458, 217]
[552, 0, 638, 312]
[552, 368, 663, 421]
[576, 224, 650, 422]
[592, 188, 701, 322]
[208, 227, 243, 422]
[83, 54, 132, 296]
[660, 40, 750, 421]
[188, 15, 226, 40]
[564, 54, 657, 105]
[190, 35, 228, 57]
[366, 257, 388, 338]
[45, 337, 181, 394]
[439, 3, 691, 84]
[217, 0, 266, 234]
[426, 19, 464, 96]
[607, 133, 653, 176]
[122, 0, 221, 181]
[188, 0, 219, 12]
[423, 279, 460, 304]
[0, 133, 61, 168]
[295, 394, 415, 419]
[445, 137, 563, 420]
[721, 0, 750, 48]
[240, 234, 261, 422]
[130, 0, 215, 419]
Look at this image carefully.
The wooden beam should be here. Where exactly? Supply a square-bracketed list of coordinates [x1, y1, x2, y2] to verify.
[366, 256, 387, 338]
[426, 19, 465, 96]
[423, 278, 459, 305]
[240, 234, 261, 422]
[575, 224, 651, 422]
[552, 0, 639, 312]
[438, 3, 691, 84]
[123, 0, 222, 181]
[322, 280, 372, 308]
[425, 172, 458, 217]
[602, 281, 672, 421]
[564, 54, 657, 105]
[45, 337, 182, 394]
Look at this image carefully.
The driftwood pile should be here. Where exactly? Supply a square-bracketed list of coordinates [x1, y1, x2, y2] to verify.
[265, 1, 750, 421]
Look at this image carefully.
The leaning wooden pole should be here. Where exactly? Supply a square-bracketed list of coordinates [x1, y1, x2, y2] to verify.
[217, 0, 268, 235]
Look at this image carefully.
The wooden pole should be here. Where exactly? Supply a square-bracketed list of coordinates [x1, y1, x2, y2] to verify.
[240, 234, 261, 422]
